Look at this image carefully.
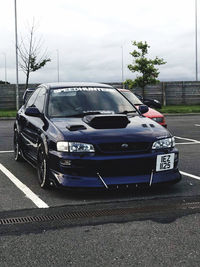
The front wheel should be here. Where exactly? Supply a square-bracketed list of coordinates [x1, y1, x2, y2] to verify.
[14, 130, 23, 161]
[37, 144, 50, 189]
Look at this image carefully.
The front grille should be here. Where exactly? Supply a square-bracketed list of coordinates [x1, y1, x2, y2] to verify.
[64, 157, 155, 177]
[99, 158, 155, 176]
[98, 142, 151, 154]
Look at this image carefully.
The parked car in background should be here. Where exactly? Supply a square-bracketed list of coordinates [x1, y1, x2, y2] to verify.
[119, 89, 167, 127]
[135, 93, 162, 109]
[14, 82, 180, 190]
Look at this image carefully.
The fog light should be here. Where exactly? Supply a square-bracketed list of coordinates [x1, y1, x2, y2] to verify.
[60, 159, 72, 166]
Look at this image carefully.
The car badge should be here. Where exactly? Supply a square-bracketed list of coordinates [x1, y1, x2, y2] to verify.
[121, 143, 129, 149]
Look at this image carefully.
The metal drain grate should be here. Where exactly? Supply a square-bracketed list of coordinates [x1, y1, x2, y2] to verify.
[0, 208, 136, 225]
[1, 202, 200, 225]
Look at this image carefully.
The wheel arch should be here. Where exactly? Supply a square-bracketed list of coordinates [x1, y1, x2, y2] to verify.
[14, 120, 20, 132]
[37, 133, 48, 157]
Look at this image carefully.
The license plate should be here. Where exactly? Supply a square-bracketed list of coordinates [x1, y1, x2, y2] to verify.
[156, 153, 175, 172]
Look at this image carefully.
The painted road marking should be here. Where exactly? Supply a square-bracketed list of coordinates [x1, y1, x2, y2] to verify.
[175, 142, 200, 145]
[0, 163, 49, 209]
[0, 150, 14, 154]
[180, 171, 200, 181]
[175, 136, 200, 143]
[175, 136, 200, 145]
[195, 124, 200, 127]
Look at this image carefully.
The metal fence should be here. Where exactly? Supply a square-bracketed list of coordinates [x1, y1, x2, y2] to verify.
[0, 82, 200, 110]
[110, 81, 200, 106]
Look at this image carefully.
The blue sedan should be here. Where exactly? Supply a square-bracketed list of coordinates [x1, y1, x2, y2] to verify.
[14, 82, 181, 189]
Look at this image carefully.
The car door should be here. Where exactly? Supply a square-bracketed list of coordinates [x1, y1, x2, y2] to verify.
[20, 87, 47, 161]
[18, 88, 40, 156]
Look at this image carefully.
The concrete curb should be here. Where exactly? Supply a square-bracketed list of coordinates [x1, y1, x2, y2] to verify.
[0, 117, 16, 120]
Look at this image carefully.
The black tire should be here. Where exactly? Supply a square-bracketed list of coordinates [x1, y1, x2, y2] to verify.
[14, 129, 23, 161]
[37, 144, 50, 189]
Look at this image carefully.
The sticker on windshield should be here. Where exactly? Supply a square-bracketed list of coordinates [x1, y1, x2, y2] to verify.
[53, 88, 114, 94]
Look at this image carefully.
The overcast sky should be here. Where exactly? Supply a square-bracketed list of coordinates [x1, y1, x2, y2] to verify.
[0, 0, 198, 84]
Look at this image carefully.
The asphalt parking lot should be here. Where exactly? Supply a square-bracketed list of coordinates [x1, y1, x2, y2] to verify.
[0, 115, 200, 212]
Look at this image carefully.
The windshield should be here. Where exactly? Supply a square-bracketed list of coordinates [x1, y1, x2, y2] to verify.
[48, 87, 137, 117]
[121, 91, 143, 105]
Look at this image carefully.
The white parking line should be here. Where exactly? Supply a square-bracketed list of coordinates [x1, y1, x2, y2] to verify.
[0, 163, 49, 209]
[175, 142, 200, 145]
[175, 136, 200, 145]
[175, 136, 200, 143]
[180, 171, 200, 181]
[0, 150, 14, 154]
[195, 124, 200, 127]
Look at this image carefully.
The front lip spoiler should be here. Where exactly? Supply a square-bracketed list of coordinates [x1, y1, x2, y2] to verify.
[50, 170, 182, 190]
[53, 176, 182, 192]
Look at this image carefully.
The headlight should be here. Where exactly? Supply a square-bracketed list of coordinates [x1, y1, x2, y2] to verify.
[57, 141, 95, 152]
[152, 137, 175, 149]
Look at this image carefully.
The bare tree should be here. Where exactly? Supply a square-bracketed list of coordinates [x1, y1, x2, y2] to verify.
[18, 21, 51, 88]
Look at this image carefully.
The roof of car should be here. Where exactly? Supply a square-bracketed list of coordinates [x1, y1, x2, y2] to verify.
[39, 82, 114, 89]
[26, 88, 35, 91]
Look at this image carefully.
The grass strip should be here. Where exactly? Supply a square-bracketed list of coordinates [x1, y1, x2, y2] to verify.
[0, 110, 17, 117]
[157, 105, 200, 113]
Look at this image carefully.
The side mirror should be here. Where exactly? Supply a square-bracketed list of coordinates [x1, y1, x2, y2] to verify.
[138, 105, 149, 114]
[25, 107, 41, 117]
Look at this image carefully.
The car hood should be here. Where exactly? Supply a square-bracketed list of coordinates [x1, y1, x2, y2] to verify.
[50, 115, 170, 144]
[143, 107, 163, 118]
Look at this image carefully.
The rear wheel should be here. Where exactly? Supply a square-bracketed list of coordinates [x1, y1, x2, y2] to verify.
[14, 129, 23, 161]
[37, 144, 50, 189]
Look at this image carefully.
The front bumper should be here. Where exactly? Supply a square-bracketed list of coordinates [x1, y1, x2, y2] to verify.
[47, 148, 181, 189]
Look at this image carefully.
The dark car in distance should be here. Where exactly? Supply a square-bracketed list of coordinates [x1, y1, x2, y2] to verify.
[134, 93, 162, 109]
[14, 82, 181, 189]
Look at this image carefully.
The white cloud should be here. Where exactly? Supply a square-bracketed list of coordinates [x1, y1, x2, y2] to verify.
[0, 0, 199, 83]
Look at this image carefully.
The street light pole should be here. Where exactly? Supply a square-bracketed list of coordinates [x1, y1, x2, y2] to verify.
[195, 0, 198, 81]
[56, 49, 60, 82]
[121, 45, 124, 88]
[14, 0, 19, 110]
[2, 53, 7, 83]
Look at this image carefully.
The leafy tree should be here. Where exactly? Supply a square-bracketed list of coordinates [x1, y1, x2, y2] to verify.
[125, 41, 166, 97]
[18, 21, 51, 89]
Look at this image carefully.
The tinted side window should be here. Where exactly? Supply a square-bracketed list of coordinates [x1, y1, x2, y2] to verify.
[26, 89, 39, 108]
[24, 91, 34, 104]
[34, 88, 46, 113]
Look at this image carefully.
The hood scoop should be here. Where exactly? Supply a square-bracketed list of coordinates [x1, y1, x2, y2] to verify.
[66, 124, 87, 131]
[83, 114, 130, 129]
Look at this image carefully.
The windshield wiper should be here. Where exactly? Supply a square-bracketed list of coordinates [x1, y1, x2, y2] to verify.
[65, 111, 103, 118]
